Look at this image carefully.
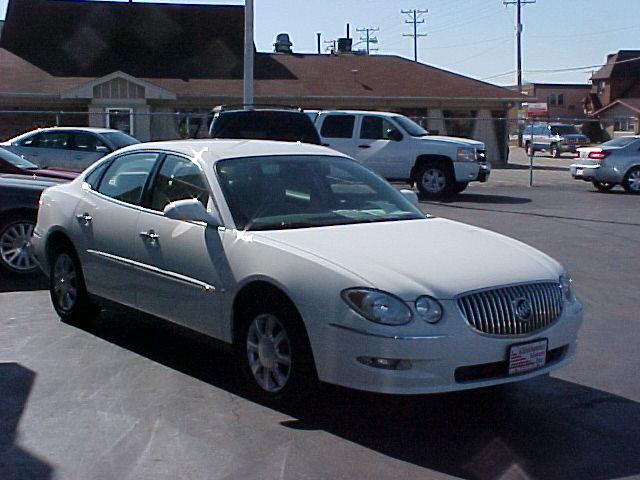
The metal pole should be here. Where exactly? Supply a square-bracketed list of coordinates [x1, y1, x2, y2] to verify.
[529, 117, 534, 187]
[243, 0, 254, 108]
[317, 33, 321, 54]
[413, 11, 418, 62]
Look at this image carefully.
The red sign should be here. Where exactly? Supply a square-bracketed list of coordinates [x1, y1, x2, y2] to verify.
[526, 102, 548, 117]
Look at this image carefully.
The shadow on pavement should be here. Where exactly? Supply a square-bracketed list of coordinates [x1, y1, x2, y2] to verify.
[74, 309, 640, 480]
[0, 363, 53, 480]
[0, 273, 48, 294]
[424, 193, 532, 205]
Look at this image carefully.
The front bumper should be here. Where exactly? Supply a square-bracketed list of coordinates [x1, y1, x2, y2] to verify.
[453, 161, 491, 184]
[312, 298, 582, 395]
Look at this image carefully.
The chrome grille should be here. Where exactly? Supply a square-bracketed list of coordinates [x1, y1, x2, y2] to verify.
[457, 282, 563, 336]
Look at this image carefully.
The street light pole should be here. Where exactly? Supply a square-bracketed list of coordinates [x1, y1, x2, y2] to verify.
[243, 0, 254, 108]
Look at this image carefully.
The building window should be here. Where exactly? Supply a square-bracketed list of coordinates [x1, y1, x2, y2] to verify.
[106, 108, 133, 136]
[548, 94, 564, 106]
[443, 110, 477, 138]
[598, 81, 606, 95]
[614, 118, 636, 132]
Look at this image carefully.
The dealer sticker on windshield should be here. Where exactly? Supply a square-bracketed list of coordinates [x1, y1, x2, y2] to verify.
[508, 339, 547, 375]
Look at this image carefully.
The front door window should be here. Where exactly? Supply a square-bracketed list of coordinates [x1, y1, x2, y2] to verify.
[106, 108, 133, 136]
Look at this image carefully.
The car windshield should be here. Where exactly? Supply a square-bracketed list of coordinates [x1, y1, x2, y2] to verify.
[600, 136, 638, 148]
[550, 125, 579, 135]
[393, 115, 429, 137]
[0, 148, 38, 169]
[216, 155, 425, 231]
[102, 131, 140, 149]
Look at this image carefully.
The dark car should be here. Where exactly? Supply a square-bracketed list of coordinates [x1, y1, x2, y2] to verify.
[0, 174, 65, 275]
[208, 105, 321, 145]
[0, 147, 78, 180]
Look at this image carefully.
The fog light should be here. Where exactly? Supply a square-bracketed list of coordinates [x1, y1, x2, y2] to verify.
[357, 356, 412, 370]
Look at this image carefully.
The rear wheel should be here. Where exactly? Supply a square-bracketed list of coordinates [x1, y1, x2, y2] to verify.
[622, 167, 640, 194]
[592, 180, 615, 192]
[0, 215, 38, 275]
[416, 161, 454, 199]
[550, 143, 561, 158]
[49, 246, 100, 324]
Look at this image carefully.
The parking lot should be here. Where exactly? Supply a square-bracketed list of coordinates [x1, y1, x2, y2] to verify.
[1, 148, 639, 480]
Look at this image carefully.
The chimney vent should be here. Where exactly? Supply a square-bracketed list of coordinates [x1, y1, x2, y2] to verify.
[274, 33, 293, 53]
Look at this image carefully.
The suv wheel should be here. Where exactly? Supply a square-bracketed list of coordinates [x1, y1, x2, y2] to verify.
[416, 162, 453, 199]
[0, 215, 38, 275]
[550, 144, 561, 158]
[49, 247, 100, 323]
[622, 167, 640, 194]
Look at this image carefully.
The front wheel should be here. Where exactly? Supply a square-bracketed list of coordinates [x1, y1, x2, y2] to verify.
[238, 302, 317, 402]
[416, 162, 454, 199]
[525, 142, 535, 157]
[592, 180, 615, 192]
[49, 248, 100, 324]
[0, 216, 38, 275]
[622, 167, 640, 194]
[550, 144, 561, 158]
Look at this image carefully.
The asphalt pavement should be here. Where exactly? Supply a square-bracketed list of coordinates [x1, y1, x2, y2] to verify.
[1, 149, 639, 480]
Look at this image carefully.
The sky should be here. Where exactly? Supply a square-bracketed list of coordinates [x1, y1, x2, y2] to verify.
[1, 0, 638, 86]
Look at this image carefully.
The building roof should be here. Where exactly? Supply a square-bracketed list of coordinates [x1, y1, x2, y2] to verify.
[592, 98, 640, 116]
[0, 48, 522, 103]
[591, 50, 640, 80]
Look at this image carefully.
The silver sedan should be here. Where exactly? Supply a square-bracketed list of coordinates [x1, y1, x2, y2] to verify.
[570, 136, 640, 193]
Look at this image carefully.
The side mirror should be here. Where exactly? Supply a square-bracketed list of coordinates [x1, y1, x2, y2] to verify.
[96, 145, 110, 153]
[387, 129, 403, 142]
[163, 198, 221, 227]
[400, 189, 419, 206]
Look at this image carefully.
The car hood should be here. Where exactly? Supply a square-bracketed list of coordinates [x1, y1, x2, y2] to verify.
[253, 218, 562, 299]
[423, 136, 485, 149]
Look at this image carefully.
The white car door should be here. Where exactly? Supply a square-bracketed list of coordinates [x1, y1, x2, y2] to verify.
[134, 154, 224, 339]
[73, 152, 160, 307]
[317, 113, 358, 158]
[354, 115, 409, 179]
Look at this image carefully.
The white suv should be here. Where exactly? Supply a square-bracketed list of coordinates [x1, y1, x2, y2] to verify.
[314, 111, 491, 199]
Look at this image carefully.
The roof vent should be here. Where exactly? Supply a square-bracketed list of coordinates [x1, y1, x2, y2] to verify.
[274, 33, 293, 53]
[337, 37, 352, 54]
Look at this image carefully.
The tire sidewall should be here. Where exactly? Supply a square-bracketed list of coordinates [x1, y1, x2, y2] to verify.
[623, 167, 640, 194]
[416, 162, 453, 199]
[49, 246, 97, 323]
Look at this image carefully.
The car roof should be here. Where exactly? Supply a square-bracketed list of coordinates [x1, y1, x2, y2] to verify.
[318, 110, 399, 117]
[36, 127, 122, 134]
[115, 139, 351, 164]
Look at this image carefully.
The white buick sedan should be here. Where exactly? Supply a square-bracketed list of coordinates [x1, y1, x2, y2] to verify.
[32, 140, 583, 399]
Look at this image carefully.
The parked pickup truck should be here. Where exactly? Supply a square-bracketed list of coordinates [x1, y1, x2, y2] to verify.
[314, 111, 490, 199]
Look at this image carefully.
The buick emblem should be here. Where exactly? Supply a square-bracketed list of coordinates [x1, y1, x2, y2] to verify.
[512, 297, 533, 322]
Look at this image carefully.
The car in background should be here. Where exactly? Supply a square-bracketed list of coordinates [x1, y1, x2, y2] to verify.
[1, 127, 139, 171]
[208, 105, 321, 145]
[522, 123, 590, 158]
[570, 135, 640, 193]
[0, 174, 65, 275]
[314, 110, 490, 199]
[32, 139, 581, 401]
[0, 147, 78, 180]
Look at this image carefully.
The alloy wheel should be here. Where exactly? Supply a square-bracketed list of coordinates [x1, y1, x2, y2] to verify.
[246, 313, 292, 393]
[421, 168, 446, 193]
[627, 169, 640, 192]
[0, 221, 37, 273]
[53, 253, 78, 313]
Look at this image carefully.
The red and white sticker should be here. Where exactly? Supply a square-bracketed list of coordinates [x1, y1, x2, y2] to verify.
[508, 340, 547, 375]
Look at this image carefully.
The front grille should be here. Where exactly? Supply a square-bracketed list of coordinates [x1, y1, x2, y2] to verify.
[457, 282, 564, 336]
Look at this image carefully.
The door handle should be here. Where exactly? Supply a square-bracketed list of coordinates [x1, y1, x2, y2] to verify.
[76, 213, 92, 225]
[139, 230, 159, 243]
[358, 145, 371, 149]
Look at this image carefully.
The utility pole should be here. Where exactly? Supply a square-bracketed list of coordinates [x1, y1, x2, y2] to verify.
[356, 27, 379, 54]
[401, 9, 428, 62]
[504, 0, 535, 147]
[243, 0, 254, 107]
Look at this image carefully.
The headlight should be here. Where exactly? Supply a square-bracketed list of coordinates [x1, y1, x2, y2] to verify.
[415, 296, 443, 324]
[456, 147, 476, 162]
[560, 273, 573, 300]
[342, 288, 412, 326]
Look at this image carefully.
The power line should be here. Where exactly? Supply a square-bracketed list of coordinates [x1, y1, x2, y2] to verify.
[401, 9, 428, 62]
[356, 26, 380, 54]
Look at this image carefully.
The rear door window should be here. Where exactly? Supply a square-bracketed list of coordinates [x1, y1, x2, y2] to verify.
[320, 115, 355, 139]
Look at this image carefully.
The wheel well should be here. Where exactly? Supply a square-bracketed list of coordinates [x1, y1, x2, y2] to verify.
[46, 231, 77, 266]
[0, 208, 37, 227]
[410, 155, 453, 185]
[231, 281, 303, 345]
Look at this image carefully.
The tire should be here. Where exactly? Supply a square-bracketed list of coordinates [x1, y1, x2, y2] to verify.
[453, 182, 468, 194]
[525, 142, 535, 157]
[0, 214, 39, 275]
[416, 161, 454, 200]
[550, 144, 561, 158]
[236, 297, 317, 403]
[49, 245, 100, 324]
[592, 180, 615, 192]
[622, 166, 640, 194]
